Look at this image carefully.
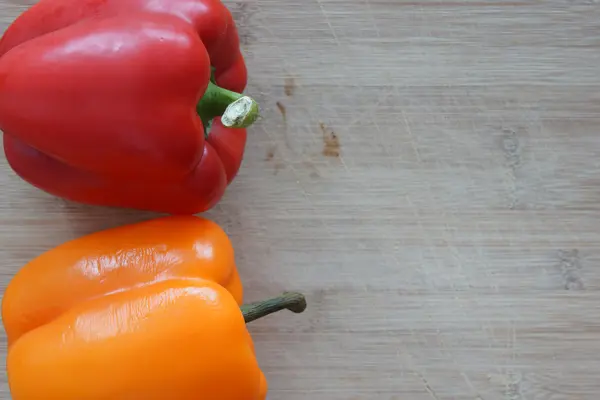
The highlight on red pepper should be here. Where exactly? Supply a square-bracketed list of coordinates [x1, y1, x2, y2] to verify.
[2, 216, 307, 400]
[0, 0, 260, 215]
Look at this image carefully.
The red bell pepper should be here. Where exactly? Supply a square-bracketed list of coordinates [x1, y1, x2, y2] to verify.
[0, 0, 260, 215]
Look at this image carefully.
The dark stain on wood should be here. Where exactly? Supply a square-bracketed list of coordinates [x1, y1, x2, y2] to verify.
[320, 122, 341, 158]
[500, 127, 522, 170]
[265, 145, 276, 161]
[557, 249, 584, 290]
[284, 76, 295, 96]
[265, 145, 285, 174]
[496, 126, 524, 210]
[276, 101, 287, 122]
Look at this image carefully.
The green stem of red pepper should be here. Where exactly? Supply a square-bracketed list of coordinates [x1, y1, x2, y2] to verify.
[241, 292, 307, 324]
[196, 81, 259, 132]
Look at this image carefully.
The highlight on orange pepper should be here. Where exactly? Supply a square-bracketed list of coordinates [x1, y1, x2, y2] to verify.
[1, 216, 307, 400]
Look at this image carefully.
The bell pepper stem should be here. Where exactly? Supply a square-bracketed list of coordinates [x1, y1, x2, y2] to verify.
[241, 292, 307, 324]
[196, 81, 259, 129]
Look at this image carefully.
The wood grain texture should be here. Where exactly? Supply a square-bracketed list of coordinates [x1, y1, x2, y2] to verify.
[1, 0, 600, 399]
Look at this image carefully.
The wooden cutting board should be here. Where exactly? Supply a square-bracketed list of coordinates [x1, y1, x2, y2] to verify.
[1, 0, 599, 398]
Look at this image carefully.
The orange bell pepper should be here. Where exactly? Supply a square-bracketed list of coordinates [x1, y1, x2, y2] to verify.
[2, 216, 306, 400]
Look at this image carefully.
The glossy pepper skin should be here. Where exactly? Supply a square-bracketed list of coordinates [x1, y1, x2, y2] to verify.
[0, 0, 257, 215]
[2, 216, 307, 400]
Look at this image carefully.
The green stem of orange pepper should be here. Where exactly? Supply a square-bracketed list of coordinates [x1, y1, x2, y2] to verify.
[242, 292, 307, 323]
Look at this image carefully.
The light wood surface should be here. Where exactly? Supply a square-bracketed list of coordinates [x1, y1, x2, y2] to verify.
[1, 0, 600, 399]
